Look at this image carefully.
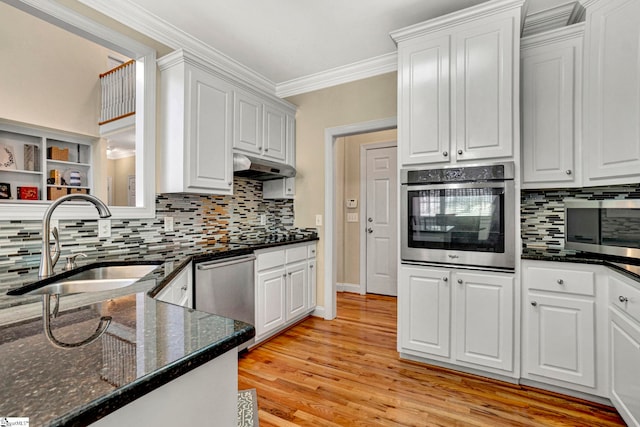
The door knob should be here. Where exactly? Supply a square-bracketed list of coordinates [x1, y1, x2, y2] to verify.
[367, 228, 373, 234]
[619, 296, 629, 303]
[368, 217, 373, 222]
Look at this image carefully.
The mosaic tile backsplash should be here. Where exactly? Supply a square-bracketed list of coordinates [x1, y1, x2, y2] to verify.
[521, 184, 640, 256]
[0, 177, 297, 287]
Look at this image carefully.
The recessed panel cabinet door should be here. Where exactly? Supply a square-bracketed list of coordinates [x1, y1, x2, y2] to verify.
[286, 262, 307, 321]
[262, 104, 287, 162]
[399, 266, 451, 357]
[398, 35, 451, 165]
[454, 271, 514, 371]
[186, 67, 233, 193]
[233, 91, 263, 155]
[453, 15, 515, 161]
[610, 310, 640, 427]
[256, 268, 286, 337]
[583, 0, 640, 184]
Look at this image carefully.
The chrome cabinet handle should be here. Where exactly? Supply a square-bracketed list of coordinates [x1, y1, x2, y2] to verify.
[457, 279, 463, 284]
[367, 228, 373, 234]
[282, 274, 286, 278]
[442, 277, 448, 282]
[557, 279, 564, 285]
[264, 148, 269, 152]
[566, 170, 572, 175]
[443, 151, 448, 157]
[619, 296, 629, 303]
[457, 149, 463, 155]
[531, 301, 538, 307]
[288, 272, 292, 276]
[368, 218, 373, 222]
[309, 265, 314, 269]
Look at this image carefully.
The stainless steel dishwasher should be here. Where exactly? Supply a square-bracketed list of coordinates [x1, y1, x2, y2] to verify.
[194, 254, 256, 350]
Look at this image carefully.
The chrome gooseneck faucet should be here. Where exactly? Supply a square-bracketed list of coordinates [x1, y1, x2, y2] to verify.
[39, 194, 112, 278]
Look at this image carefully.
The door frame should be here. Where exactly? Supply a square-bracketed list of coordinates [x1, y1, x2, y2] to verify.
[323, 117, 397, 320]
[359, 141, 397, 295]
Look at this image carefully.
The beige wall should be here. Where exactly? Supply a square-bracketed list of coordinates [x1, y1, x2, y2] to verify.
[286, 72, 397, 306]
[109, 156, 136, 206]
[336, 129, 397, 286]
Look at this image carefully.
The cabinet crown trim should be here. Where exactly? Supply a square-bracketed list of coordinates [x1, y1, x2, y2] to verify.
[390, 0, 525, 43]
[521, 23, 585, 49]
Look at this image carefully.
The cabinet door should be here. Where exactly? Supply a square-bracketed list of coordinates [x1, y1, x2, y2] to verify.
[610, 309, 640, 427]
[454, 271, 514, 371]
[521, 32, 581, 186]
[233, 91, 263, 155]
[453, 15, 516, 161]
[286, 261, 307, 320]
[583, 0, 640, 185]
[256, 268, 286, 337]
[262, 104, 287, 162]
[524, 293, 595, 387]
[308, 259, 317, 310]
[186, 66, 233, 193]
[399, 266, 451, 357]
[398, 35, 451, 165]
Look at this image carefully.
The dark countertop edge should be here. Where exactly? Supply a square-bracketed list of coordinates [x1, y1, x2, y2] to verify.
[49, 322, 255, 427]
[521, 252, 640, 282]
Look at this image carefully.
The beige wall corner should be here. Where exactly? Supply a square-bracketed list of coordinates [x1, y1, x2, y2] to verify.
[285, 72, 397, 306]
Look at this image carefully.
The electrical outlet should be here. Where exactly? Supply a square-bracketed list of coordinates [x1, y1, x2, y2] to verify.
[164, 216, 174, 232]
[260, 214, 266, 226]
[98, 219, 111, 238]
[315, 214, 323, 226]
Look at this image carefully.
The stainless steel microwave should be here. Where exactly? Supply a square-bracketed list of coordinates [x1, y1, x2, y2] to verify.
[565, 199, 640, 258]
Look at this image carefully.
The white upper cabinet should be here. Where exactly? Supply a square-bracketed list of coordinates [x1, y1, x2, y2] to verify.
[392, 0, 524, 166]
[158, 50, 234, 195]
[233, 90, 263, 155]
[262, 104, 287, 162]
[582, 0, 640, 185]
[521, 24, 584, 188]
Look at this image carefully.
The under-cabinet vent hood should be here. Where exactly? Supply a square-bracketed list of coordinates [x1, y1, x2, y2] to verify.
[233, 153, 296, 181]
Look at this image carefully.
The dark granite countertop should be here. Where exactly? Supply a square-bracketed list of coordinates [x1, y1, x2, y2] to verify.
[522, 248, 640, 283]
[0, 235, 318, 426]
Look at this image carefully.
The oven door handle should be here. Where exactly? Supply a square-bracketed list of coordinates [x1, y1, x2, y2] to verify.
[402, 181, 508, 191]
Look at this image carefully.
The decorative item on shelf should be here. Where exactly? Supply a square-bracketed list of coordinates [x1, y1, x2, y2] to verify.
[47, 186, 67, 201]
[0, 144, 17, 170]
[0, 182, 11, 199]
[49, 169, 61, 186]
[17, 186, 38, 200]
[47, 146, 69, 161]
[69, 188, 89, 195]
[65, 170, 81, 186]
[23, 144, 40, 171]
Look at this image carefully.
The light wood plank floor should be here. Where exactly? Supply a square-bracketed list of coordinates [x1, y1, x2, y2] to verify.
[238, 293, 625, 426]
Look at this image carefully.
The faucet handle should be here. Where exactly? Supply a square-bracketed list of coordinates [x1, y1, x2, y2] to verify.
[64, 253, 87, 271]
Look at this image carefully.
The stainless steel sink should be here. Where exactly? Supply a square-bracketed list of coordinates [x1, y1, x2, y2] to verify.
[20, 264, 161, 295]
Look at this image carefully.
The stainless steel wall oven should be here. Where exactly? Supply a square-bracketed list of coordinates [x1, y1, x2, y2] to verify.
[401, 163, 516, 270]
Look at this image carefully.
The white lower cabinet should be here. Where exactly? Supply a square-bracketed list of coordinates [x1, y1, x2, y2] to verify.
[156, 262, 193, 308]
[521, 260, 608, 399]
[255, 242, 317, 344]
[609, 271, 640, 426]
[399, 264, 515, 376]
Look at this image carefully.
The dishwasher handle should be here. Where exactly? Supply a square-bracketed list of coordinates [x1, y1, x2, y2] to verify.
[196, 254, 256, 270]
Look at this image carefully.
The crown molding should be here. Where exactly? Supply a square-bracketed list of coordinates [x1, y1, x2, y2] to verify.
[276, 52, 398, 98]
[79, 0, 277, 95]
[521, 1, 584, 37]
[521, 22, 585, 49]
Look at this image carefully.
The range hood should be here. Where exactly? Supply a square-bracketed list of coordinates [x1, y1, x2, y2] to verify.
[233, 153, 296, 181]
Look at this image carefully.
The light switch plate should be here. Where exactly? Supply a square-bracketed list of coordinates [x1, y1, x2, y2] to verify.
[98, 219, 111, 238]
[164, 216, 174, 232]
[347, 213, 358, 222]
[260, 214, 266, 226]
[315, 214, 322, 226]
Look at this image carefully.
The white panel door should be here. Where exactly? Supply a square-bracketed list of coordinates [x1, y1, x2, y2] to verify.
[399, 266, 451, 357]
[262, 104, 287, 162]
[233, 91, 262, 155]
[366, 146, 397, 296]
[453, 16, 515, 161]
[454, 271, 514, 371]
[525, 293, 596, 387]
[521, 33, 581, 185]
[186, 67, 233, 192]
[583, 0, 640, 184]
[256, 268, 286, 337]
[610, 310, 640, 427]
[398, 35, 451, 165]
[286, 261, 307, 321]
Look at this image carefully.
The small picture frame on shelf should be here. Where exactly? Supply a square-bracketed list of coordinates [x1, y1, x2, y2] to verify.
[0, 182, 11, 199]
[0, 144, 17, 170]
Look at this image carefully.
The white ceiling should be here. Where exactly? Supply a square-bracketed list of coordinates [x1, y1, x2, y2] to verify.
[89, 0, 565, 95]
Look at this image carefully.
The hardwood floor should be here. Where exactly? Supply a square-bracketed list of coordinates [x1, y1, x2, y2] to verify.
[238, 293, 625, 426]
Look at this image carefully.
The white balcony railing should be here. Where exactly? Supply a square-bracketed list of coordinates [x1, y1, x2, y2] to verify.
[99, 60, 135, 125]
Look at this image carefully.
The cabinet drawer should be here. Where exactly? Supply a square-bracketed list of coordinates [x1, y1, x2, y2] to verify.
[307, 243, 317, 259]
[286, 245, 307, 264]
[610, 273, 640, 325]
[257, 249, 285, 271]
[524, 265, 595, 296]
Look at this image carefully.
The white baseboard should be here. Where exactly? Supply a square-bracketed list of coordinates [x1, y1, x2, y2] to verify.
[337, 282, 361, 293]
[312, 306, 325, 318]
